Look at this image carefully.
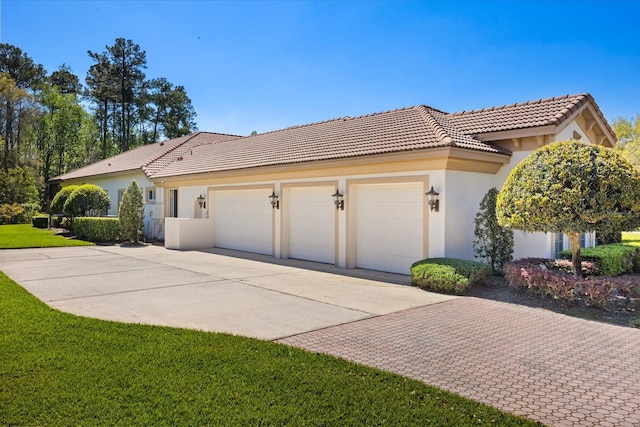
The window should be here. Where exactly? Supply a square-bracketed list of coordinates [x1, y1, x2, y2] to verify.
[146, 187, 156, 203]
[554, 233, 587, 258]
[553, 232, 564, 259]
[117, 189, 125, 214]
[168, 189, 178, 217]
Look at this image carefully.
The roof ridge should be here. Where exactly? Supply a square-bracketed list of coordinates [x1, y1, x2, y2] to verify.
[142, 132, 202, 168]
[417, 106, 454, 145]
[255, 105, 447, 136]
[449, 93, 589, 117]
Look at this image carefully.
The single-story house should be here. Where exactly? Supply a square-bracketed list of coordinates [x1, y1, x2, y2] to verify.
[52, 93, 616, 275]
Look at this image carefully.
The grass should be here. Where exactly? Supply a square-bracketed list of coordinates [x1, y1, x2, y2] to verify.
[623, 231, 640, 245]
[0, 223, 93, 248]
[0, 273, 537, 426]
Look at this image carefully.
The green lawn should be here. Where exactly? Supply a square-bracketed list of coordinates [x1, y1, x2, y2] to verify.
[0, 273, 536, 426]
[0, 223, 93, 248]
[623, 231, 640, 245]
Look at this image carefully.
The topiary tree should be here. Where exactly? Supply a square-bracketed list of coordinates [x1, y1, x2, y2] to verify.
[119, 180, 144, 244]
[497, 140, 640, 277]
[50, 185, 79, 215]
[473, 187, 514, 274]
[63, 184, 110, 218]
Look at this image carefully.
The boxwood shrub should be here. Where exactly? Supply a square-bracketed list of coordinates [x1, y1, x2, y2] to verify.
[410, 258, 491, 294]
[73, 217, 121, 243]
[559, 244, 640, 277]
[32, 216, 49, 229]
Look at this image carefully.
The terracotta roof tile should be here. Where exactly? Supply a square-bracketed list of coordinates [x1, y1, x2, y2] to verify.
[52, 132, 241, 181]
[149, 106, 509, 179]
[447, 93, 614, 137]
[55, 93, 613, 182]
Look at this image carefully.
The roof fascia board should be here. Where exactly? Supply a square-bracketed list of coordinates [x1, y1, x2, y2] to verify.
[52, 168, 144, 183]
[474, 125, 556, 142]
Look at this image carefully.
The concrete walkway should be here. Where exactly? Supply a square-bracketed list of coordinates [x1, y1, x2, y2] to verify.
[2, 245, 640, 426]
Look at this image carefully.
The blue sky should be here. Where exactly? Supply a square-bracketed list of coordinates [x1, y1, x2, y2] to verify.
[1, 0, 639, 136]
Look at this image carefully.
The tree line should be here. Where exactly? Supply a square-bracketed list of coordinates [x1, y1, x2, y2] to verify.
[0, 38, 197, 219]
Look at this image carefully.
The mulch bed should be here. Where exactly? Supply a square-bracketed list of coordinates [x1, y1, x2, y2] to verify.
[468, 276, 639, 328]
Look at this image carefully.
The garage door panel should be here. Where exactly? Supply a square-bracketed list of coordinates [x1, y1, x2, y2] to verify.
[355, 183, 424, 274]
[213, 189, 273, 255]
[288, 186, 336, 264]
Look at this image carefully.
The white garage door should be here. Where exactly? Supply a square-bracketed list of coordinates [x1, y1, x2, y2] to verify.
[213, 189, 273, 255]
[355, 183, 424, 274]
[287, 186, 336, 264]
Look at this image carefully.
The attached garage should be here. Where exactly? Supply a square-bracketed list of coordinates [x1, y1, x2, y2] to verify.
[211, 188, 273, 255]
[350, 182, 425, 274]
[285, 185, 336, 264]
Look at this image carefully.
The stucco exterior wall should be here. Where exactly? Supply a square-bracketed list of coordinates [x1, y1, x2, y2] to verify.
[442, 170, 496, 260]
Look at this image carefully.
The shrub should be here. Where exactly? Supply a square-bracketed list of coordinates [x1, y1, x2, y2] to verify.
[411, 258, 491, 294]
[73, 217, 121, 242]
[50, 185, 79, 214]
[32, 216, 49, 228]
[0, 203, 25, 224]
[413, 258, 492, 286]
[411, 263, 470, 295]
[559, 244, 639, 277]
[504, 258, 640, 309]
[63, 184, 110, 218]
[0, 166, 39, 206]
[473, 187, 513, 274]
[119, 181, 144, 243]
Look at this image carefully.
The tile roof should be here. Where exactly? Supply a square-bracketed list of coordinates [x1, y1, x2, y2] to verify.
[149, 106, 510, 179]
[51, 132, 241, 181]
[55, 93, 614, 182]
[447, 93, 614, 137]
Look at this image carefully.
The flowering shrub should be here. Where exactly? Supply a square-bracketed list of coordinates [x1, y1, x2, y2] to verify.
[504, 258, 640, 310]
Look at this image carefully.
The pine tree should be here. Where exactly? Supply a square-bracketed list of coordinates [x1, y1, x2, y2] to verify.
[473, 187, 514, 274]
[119, 180, 144, 244]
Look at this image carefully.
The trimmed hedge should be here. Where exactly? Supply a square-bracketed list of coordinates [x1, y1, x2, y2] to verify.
[73, 217, 121, 243]
[32, 216, 49, 229]
[559, 244, 640, 277]
[504, 258, 640, 309]
[411, 258, 491, 294]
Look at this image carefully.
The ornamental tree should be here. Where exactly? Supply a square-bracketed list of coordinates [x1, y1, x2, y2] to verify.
[119, 180, 144, 244]
[473, 187, 514, 274]
[497, 140, 640, 277]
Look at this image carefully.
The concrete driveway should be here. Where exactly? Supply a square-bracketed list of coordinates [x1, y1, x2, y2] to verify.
[0, 245, 454, 340]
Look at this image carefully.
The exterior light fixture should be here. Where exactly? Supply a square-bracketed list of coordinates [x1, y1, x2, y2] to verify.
[196, 194, 206, 208]
[332, 190, 344, 211]
[269, 191, 280, 210]
[425, 186, 439, 212]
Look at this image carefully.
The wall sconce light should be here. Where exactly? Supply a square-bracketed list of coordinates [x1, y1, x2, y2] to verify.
[196, 194, 206, 209]
[332, 189, 344, 211]
[425, 186, 439, 212]
[269, 191, 280, 209]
